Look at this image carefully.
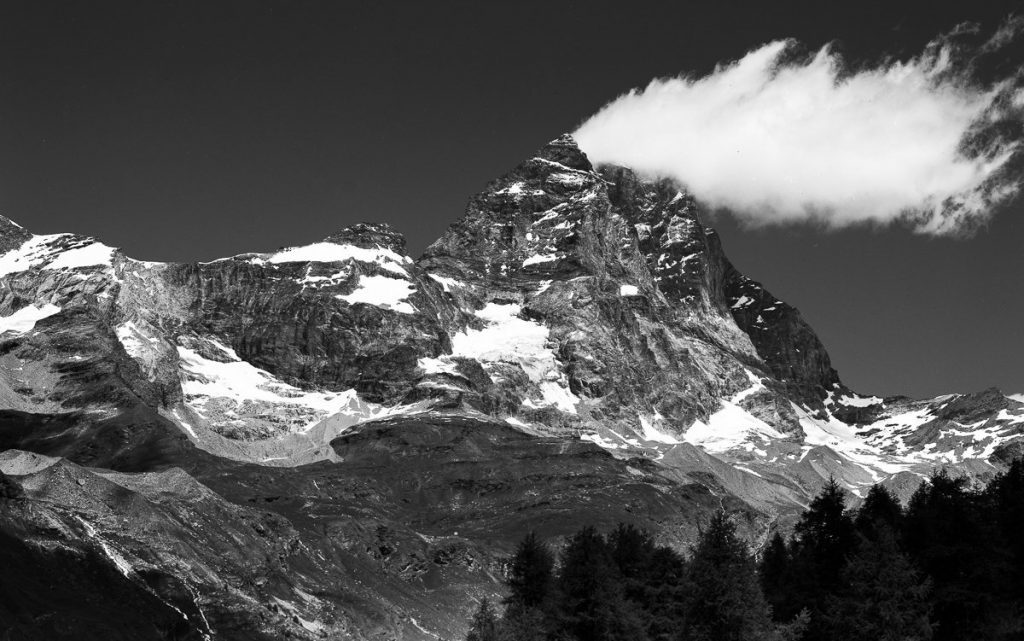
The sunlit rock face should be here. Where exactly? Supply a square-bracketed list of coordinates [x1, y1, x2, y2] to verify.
[1, 136, 1023, 640]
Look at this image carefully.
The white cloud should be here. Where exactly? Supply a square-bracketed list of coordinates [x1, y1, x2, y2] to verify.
[575, 25, 1024, 235]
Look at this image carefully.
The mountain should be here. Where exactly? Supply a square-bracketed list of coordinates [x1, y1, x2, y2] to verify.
[1, 135, 1022, 639]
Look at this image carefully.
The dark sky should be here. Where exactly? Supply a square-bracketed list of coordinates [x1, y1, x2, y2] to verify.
[1, 0, 1021, 399]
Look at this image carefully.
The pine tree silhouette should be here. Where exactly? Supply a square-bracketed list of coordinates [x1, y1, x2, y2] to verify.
[465, 597, 499, 641]
[502, 531, 556, 640]
[788, 477, 856, 640]
[553, 526, 646, 641]
[684, 511, 780, 641]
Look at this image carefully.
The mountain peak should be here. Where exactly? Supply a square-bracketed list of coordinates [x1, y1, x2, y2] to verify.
[322, 222, 407, 254]
[535, 133, 592, 171]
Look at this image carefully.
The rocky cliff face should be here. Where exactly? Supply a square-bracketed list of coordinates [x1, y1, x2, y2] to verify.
[724, 266, 843, 408]
[1, 134, 1022, 640]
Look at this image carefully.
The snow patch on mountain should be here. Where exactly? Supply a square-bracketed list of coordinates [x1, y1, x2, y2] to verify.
[446, 303, 580, 413]
[116, 320, 160, 359]
[336, 274, 416, 313]
[532, 381, 580, 414]
[731, 295, 754, 309]
[581, 432, 626, 450]
[177, 338, 375, 434]
[451, 303, 553, 380]
[45, 241, 116, 271]
[548, 171, 589, 187]
[267, 242, 409, 275]
[296, 265, 349, 288]
[417, 356, 461, 376]
[495, 181, 546, 197]
[731, 370, 767, 404]
[996, 408, 1024, 423]
[0, 234, 115, 276]
[0, 303, 61, 334]
[426, 273, 462, 292]
[523, 252, 559, 267]
[639, 413, 680, 444]
[827, 390, 883, 407]
[685, 400, 786, 453]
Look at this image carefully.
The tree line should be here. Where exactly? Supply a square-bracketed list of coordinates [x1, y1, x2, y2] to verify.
[463, 459, 1024, 641]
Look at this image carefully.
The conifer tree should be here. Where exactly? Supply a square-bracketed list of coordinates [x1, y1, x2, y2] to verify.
[787, 477, 856, 640]
[609, 522, 656, 584]
[466, 597, 500, 641]
[502, 531, 556, 640]
[553, 526, 646, 641]
[504, 531, 555, 611]
[608, 523, 656, 629]
[853, 484, 903, 542]
[644, 545, 689, 641]
[759, 532, 792, 620]
[684, 511, 779, 641]
[609, 523, 689, 640]
[793, 477, 856, 586]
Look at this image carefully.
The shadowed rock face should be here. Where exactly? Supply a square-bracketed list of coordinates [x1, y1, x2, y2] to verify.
[0, 134, 1022, 640]
[724, 266, 842, 408]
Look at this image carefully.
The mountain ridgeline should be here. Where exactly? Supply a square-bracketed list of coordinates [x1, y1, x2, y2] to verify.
[0, 135, 1022, 640]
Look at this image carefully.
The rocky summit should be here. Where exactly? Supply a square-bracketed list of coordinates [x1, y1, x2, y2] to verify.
[1, 135, 1022, 640]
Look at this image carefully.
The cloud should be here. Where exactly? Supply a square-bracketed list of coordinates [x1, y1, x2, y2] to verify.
[574, 23, 1024, 235]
